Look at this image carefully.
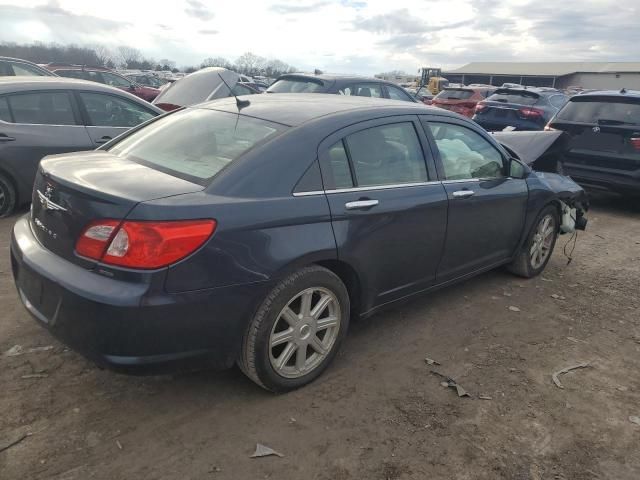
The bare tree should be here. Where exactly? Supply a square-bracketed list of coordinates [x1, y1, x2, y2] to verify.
[92, 44, 115, 67]
[202, 57, 232, 69]
[234, 52, 266, 77]
[117, 46, 143, 68]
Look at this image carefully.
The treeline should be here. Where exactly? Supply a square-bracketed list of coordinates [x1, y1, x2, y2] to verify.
[0, 42, 297, 77]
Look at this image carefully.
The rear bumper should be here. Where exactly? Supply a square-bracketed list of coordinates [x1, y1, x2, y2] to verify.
[10, 215, 271, 373]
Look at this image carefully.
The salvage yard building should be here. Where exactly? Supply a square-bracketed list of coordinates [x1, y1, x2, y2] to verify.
[444, 62, 640, 90]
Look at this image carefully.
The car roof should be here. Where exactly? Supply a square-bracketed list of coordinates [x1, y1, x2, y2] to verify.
[0, 56, 41, 64]
[197, 92, 449, 127]
[0, 77, 163, 111]
[574, 89, 640, 99]
[493, 87, 564, 96]
[276, 73, 389, 84]
[46, 64, 111, 72]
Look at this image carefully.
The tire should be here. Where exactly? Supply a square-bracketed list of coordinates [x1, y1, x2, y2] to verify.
[238, 265, 350, 392]
[507, 205, 559, 278]
[0, 172, 17, 218]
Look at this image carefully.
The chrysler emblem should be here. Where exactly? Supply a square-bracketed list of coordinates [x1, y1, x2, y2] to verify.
[37, 187, 67, 212]
[592, 126, 601, 133]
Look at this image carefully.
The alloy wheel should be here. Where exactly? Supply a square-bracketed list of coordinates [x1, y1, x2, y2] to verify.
[530, 214, 556, 269]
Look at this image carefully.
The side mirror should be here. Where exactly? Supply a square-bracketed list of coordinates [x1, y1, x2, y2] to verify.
[509, 157, 529, 179]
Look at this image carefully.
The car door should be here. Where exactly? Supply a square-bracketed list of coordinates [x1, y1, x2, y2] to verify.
[318, 116, 448, 311]
[75, 91, 158, 146]
[421, 116, 528, 282]
[0, 90, 93, 199]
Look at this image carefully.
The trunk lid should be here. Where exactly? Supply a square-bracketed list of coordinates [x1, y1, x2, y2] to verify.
[30, 151, 204, 267]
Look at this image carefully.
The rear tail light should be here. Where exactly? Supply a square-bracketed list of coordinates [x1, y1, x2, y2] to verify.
[76, 219, 216, 269]
[517, 107, 544, 120]
[475, 103, 488, 114]
[630, 137, 640, 151]
[155, 103, 181, 112]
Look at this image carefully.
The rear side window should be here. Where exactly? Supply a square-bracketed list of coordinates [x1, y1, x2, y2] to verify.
[340, 83, 383, 98]
[267, 79, 324, 93]
[327, 141, 354, 189]
[108, 109, 286, 184]
[386, 85, 414, 102]
[56, 70, 102, 83]
[488, 90, 540, 106]
[435, 89, 474, 100]
[557, 97, 640, 125]
[101, 72, 132, 88]
[344, 122, 428, 187]
[8, 92, 76, 125]
[11, 62, 46, 76]
[79, 92, 156, 127]
[0, 97, 11, 122]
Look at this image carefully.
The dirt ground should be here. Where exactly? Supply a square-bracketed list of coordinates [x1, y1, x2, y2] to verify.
[1, 193, 639, 480]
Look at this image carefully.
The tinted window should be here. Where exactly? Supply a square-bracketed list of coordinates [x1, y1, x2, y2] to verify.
[346, 122, 427, 187]
[79, 92, 156, 127]
[556, 97, 640, 125]
[11, 62, 46, 76]
[232, 84, 254, 96]
[0, 97, 11, 122]
[428, 122, 504, 180]
[548, 94, 567, 109]
[340, 83, 383, 98]
[101, 72, 132, 88]
[435, 89, 474, 100]
[488, 90, 540, 106]
[56, 70, 101, 83]
[8, 92, 76, 125]
[268, 79, 324, 93]
[108, 109, 286, 184]
[327, 140, 354, 189]
[386, 85, 414, 102]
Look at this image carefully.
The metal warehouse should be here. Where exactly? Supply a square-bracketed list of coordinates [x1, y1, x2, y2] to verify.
[444, 62, 640, 90]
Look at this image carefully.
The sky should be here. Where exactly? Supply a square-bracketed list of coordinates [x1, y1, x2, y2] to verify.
[0, 0, 639, 75]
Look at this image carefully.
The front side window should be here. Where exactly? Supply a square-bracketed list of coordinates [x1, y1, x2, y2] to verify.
[8, 92, 76, 125]
[340, 83, 383, 98]
[427, 122, 505, 180]
[231, 84, 254, 96]
[345, 122, 427, 187]
[108, 109, 286, 184]
[100, 72, 132, 88]
[387, 85, 414, 102]
[79, 92, 156, 127]
[267, 79, 324, 93]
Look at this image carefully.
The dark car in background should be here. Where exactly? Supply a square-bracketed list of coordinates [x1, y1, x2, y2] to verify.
[432, 84, 496, 118]
[44, 64, 161, 102]
[10, 94, 587, 392]
[267, 73, 417, 102]
[473, 87, 568, 131]
[0, 57, 56, 77]
[0, 77, 162, 216]
[546, 89, 640, 195]
[152, 67, 259, 111]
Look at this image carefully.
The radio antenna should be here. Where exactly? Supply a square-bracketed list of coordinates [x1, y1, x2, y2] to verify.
[218, 73, 250, 111]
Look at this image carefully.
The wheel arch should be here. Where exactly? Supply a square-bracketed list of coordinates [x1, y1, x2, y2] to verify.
[314, 259, 362, 317]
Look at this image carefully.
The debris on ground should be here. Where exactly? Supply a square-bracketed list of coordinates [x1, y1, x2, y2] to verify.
[424, 357, 441, 366]
[116, 440, 123, 450]
[250, 443, 284, 458]
[503, 292, 512, 297]
[508, 306, 521, 312]
[21, 374, 49, 379]
[479, 395, 493, 400]
[430, 370, 471, 398]
[629, 416, 640, 426]
[0, 432, 32, 453]
[208, 466, 222, 473]
[541, 277, 553, 282]
[551, 294, 566, 300]
[5, 345, 54, 357]
[551, 362, 592, 389]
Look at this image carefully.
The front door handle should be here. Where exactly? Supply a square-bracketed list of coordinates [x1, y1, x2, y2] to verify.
[0, 134, 16, 142]
[95, 136, 113, 145]
[452, 190, 475, 199]
[345, 199, 379, 210]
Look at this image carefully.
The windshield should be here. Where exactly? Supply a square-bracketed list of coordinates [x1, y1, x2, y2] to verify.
[108, 109, 286, 184]
[267, 78, 325, 93]
[488, 90, 540, 106]
[435, 89, 474, 100]
[557, 97, 640, 125]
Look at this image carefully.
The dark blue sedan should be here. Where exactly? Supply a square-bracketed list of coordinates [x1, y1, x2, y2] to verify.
[10, 94, 588, 391]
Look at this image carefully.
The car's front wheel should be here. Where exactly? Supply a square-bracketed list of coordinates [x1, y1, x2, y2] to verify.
[0, 172, 17, 218]
[507, 205, 559, 278]
[239, 266, 350, 392]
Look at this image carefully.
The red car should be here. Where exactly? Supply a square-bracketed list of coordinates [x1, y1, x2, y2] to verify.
[44, 64, 160, 102]
[432, 85, 496, 118]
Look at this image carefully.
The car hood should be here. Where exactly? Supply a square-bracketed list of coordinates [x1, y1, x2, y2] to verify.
[492, 130, 564, 165]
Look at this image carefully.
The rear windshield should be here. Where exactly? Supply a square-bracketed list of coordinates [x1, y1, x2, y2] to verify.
[108, 109, 286, 184]
[487, 90, 540, 106]
[267, 78, 325, 93]
[556, 97, 640, 125]
[435, 89, 474, 100]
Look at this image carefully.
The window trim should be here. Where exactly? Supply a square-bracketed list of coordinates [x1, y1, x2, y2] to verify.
[1, 90, 82, 127]
[73, 90, 157, 127]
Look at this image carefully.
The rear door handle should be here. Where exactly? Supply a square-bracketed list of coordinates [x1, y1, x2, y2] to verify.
[452, 190, 475, 198]
[0, 134, 16, 142]
[345, 199, 379, 210]
[95, 136, 113, 145]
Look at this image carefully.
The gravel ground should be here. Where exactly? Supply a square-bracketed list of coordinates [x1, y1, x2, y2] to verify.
[1, 193, 639, 480]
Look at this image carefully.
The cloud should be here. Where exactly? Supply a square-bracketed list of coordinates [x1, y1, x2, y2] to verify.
[185, 0, 215, 20]
[198, 29, 218, 35]
[352, 9, 427, 34]
[269, 2, 330, 14]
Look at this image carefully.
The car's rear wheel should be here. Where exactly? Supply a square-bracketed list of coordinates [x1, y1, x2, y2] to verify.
[239, 266, 350, 392]
[0, 172, 17, 218]
[507, 205, 559, 278]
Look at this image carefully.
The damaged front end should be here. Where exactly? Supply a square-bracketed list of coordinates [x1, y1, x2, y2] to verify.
[534, 171, 588, 233]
